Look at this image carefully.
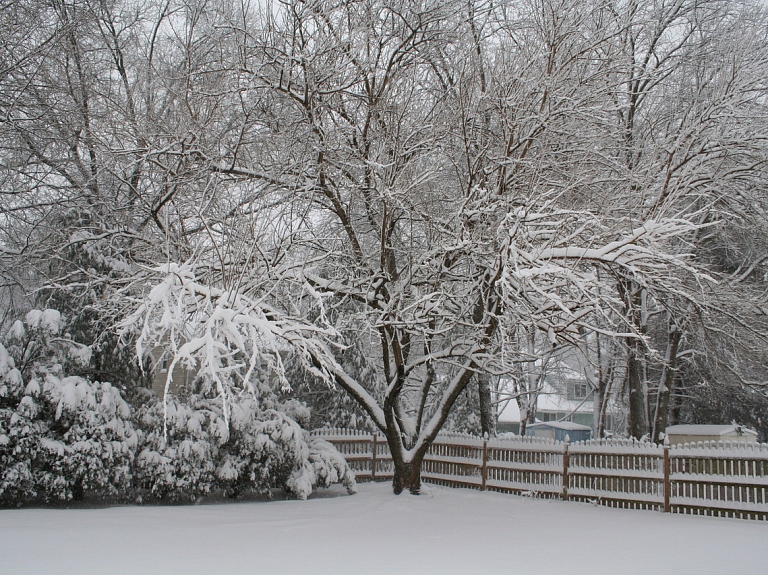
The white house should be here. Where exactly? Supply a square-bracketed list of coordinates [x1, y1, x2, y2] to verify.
[498, 347, 621, 435]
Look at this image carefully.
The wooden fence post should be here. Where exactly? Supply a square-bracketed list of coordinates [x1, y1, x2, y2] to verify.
[481, 439, 489, 491]
[562, 436, 571, 501]
[371, 433, 378, 481]
[663, 442, 671, 513]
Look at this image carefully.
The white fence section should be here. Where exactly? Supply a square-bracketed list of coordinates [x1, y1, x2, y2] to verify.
[669, 441, 768, 518]
[312, 429, 768, 521]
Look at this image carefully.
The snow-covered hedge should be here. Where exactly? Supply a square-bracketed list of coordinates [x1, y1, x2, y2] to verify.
[134, 394, 356, 501]
[0, 309, 356, 505]
[0, 313, 137, 502]
[132, 397, 223, 501]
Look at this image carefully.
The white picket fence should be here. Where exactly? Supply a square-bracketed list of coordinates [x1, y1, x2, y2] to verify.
[312, 428, 768, 520]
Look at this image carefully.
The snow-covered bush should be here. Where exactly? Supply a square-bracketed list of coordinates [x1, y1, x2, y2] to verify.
[33, 375, 136, 500]
[217, 398, 306, 498]
[4, 309, 92, 379]
[0, 355, 45, 501]
[0, 311, 137, 502]
[0, 308, 355, 504]
[133, 393, 356, 501]
[220, 396, 356, 499]
[292, 436, 357, 496]
[132, 397, 226, 501]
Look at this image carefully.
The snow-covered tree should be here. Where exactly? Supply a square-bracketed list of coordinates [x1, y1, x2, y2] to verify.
[114, 0, 730, 494]
[597, 0, 768, 439]
[2, 0, 768, 494]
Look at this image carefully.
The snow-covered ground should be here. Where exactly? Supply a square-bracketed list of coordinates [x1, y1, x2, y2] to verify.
[1, 483, 765, 575]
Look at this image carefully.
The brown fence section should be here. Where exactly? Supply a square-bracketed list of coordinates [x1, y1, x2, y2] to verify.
[485, 436, 565, 497]
[312, 428, 768, 521]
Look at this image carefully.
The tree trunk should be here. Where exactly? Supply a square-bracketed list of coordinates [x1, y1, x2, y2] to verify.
[596, 361, 615, 438]
[384, 358, 482, 495]
[652, 323, 682, 443]
[392, 455, 424, 495]
[517, 325, 541, 437]
[626, 341, 647, 439]
[518, 407, 529, 437]
[669, 386, 681, 427]
[517, 388, 538, 437]
[581, 329, 605, 437]
[384, 399, 431, 496]
[620, 279, 648, 440]
[594, 371, 607, 437]
[478, 372, 496, 437]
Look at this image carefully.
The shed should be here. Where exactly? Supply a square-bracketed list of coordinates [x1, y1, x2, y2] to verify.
[665, 424, 758, 446]
[525, 421, 591, 442]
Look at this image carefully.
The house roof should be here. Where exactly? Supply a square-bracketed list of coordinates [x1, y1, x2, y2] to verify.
[528, 421, 591, 431]
[665, 424, 758, 437]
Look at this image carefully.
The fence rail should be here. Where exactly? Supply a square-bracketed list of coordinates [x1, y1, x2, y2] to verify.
[312, 428, 768, 521]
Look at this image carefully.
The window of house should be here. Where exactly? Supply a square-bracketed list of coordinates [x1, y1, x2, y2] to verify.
[568, 381, 590, 401]
[160, 357, 169, 372]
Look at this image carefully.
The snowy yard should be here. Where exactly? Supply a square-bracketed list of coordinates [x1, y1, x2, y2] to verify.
[1, 483, 766, 575]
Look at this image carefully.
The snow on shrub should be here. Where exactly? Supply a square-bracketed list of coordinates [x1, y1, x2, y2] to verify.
[216, 397, 307, 498]
[0, 311, 137, 503]
[0, 360, 46, 501]
[219, 396, 356, 499]
[133, 393, 356, 501]
[287, 436, 357, 498]
[0, 357, 137, 502]
[1, 308, 355, 504]
[48, 376, 137, 499]
[132, 397, 225, 501]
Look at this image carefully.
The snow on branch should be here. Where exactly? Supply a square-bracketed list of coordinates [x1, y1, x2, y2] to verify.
[120, 263, 346, 429]
[501, 209, 710, 341]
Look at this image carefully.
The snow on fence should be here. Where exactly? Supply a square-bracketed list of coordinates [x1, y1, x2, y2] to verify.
[669, 441, 768, 519]
[311, 428, 395, 481]
[312, 429, 768, 520]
